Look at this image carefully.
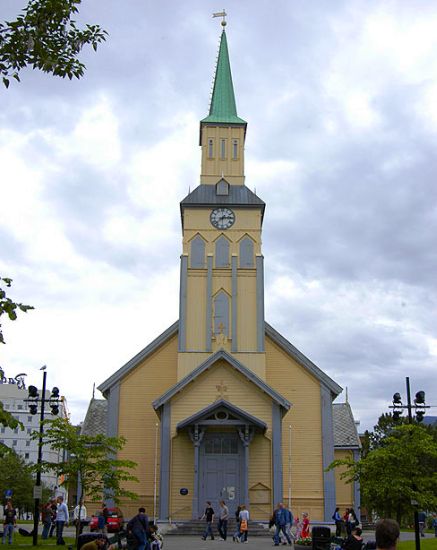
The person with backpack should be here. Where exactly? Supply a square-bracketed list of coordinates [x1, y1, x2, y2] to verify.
[127, 507, 149, 550]
[238, 505, 250, 543]
[333, 507, 342, 537]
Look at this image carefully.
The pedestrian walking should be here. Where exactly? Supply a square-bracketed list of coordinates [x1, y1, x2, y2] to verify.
[2, 500, 16, 545]
[73, 499, 88, 535]
[273, 503, 291, 546]
[238, 505, 249, 543]
[218, 500, 229, 541]
[55, 495, 69, 546]
[432, 514, 437, 537]
[418, 512, 426, 538]
[233, 506, 242, 542]
[41, 500, 53, 540]
[127, 507, 149, 550]
[201, 501, 215, 540]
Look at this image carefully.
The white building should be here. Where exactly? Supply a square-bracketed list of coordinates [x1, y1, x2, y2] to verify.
[0, 379, 68, 492]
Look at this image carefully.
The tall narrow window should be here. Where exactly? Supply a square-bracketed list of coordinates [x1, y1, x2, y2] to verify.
[191, 235, 205, 268]
[239, 237, 254, 268]
[214, 291, 229, 337]
[220, 139, 226, 159]
[215, 236, 230, 268]
[208, 139, 214, 158]
[232, 139, 238, 160]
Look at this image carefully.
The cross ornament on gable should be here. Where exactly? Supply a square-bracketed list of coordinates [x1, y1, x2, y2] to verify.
[216, 380, 228, 399]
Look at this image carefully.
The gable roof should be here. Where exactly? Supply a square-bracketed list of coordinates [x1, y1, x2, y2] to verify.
[152, 349, 291, 411]
[332, 402, 361, 448]
[81, 398, 107, 436]
[265, 322, 342, 396]
[98, 321, 178, 395]
[98, 321, 341, 399]
[177, 398, 267, 432]
[180, 183, 265, 212]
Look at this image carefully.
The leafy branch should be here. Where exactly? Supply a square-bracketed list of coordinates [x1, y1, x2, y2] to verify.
[0, 0, 107, 87]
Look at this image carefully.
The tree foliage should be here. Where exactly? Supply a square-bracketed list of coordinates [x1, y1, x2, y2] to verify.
[0, 277, 32, 431]
[0, 0, 107, 88]
[0, 277, 34, 345]
[34, 417, 138, 502]
[328, 423, 437, 524]
[0, 450, 35, 513]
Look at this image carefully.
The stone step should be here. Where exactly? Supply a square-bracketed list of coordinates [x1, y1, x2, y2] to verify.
[165, 520, 271, 537]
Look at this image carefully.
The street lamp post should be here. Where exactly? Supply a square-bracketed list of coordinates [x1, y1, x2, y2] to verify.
[389, 376, 430, 550]
[26, 366, 61, 547]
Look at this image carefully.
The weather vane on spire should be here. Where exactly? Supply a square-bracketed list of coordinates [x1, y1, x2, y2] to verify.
[213, 9, 227, 28]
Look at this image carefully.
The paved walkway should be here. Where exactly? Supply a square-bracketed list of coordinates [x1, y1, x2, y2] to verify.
[162, 532, 436, 550]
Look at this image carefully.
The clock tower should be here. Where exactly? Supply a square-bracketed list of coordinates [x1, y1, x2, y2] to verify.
[96, 19, 359, 526]
[178, 28, 266, 381]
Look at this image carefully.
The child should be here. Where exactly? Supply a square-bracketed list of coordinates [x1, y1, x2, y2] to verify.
[301, 512, 310, 539]
[150, 524, 163, 550]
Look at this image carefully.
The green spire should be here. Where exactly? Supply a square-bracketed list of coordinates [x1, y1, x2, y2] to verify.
[201, 30, 246, 125]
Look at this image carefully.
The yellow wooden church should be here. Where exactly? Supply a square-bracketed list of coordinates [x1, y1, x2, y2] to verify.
[83, 24, 361, 523]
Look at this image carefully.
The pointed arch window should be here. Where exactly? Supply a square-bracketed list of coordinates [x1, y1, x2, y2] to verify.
[208, 139, 214, 159]
[214, 291, 229, 337]
[239, 237, 254, 268]
[232, 139, 238, 160]
[215, 235, 230, 268]
[220, 139, 226, 159]
[191, 235, 205, 268]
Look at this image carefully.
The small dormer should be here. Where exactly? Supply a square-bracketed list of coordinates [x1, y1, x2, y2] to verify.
[216, 178, 230, 196]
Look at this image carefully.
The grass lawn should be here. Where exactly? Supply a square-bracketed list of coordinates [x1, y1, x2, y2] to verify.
[1, 533, 76, 548]
[398, 540, 437, 550]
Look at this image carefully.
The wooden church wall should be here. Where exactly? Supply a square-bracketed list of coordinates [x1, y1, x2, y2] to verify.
[265, 337, 325, 519]
[116, 333, 179, 517]
[334, 449, 355, 510]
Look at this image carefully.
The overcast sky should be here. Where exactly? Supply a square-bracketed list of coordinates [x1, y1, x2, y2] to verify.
[1, 0, 436, 431]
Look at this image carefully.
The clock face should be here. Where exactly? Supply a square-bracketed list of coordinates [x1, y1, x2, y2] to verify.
[210, 208, 235, 230]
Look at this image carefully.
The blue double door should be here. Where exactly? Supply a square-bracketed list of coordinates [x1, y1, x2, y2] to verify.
[200, 433, 241, 516]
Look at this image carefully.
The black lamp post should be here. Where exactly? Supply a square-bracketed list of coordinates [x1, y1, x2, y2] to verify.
[389, 376, 430, 550]
[26, 366, 61, 546]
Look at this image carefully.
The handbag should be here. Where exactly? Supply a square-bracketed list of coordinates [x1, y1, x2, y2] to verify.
[240, 519, 248, 532]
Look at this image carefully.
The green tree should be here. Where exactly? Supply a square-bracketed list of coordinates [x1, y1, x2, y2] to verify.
[34, 417, 138, 541]
[0, 0, 107, 88]
[0, 449, 34, 515]
[0, 277, 33, 431]
[0, 277, 33, 345]
[328, 424, 437, 525]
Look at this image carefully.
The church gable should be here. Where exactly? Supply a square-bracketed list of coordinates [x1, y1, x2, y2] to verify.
[167, 359, 279, 435]
[153, 349, 290, 412]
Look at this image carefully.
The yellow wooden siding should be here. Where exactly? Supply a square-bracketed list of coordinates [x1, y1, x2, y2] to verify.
[177, 352, 211, 380]
[183, 209, 262, 246]
[170, 431, 194, 519]
[183, 230, 261, 257]
[200, 125, 246, 185]
[171, 361, 272, 436]
[117, 334, 178, 498]
[236, 273, 257, 352]
[186, 274, 206, 350]
[265, 337, 324, 506]
[248, 434, 272, 519]
[334, 449, 354, 509]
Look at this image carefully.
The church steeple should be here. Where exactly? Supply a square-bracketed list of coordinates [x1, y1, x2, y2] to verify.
[201, 30, 246, 125]
[200, 29, 247, 186]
